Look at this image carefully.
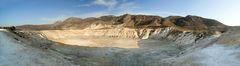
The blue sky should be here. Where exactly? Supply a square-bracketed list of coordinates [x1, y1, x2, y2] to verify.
[0, 0, 240, 26]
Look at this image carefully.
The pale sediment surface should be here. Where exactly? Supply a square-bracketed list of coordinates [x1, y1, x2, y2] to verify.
[37, 29, 141, 48]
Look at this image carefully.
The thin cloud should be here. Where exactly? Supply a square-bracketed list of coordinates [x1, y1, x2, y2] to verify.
[76, 4, 92, 7]
[76, 0, 117, 10]
[76, 0, 137, 10]
[117, 2, 139, 10]
[93, 0, 117, 9]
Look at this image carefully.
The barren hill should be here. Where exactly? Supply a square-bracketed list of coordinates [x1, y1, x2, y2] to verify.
[17, 14, 228, 32]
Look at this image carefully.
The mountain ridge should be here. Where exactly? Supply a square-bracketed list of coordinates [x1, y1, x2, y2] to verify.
[16, 14, 228, 33]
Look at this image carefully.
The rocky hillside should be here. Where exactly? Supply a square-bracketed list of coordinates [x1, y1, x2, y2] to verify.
[17, 14, 228, 32]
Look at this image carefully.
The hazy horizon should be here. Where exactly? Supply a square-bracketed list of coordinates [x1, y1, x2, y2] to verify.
[1, 0, 240, 26]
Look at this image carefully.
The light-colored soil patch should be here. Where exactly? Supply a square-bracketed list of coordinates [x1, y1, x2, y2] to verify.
[37, 30, 140, 48]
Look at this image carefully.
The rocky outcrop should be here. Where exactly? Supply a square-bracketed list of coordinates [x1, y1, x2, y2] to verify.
[116, 14, 162, 27]
[165, 15, 227, 32]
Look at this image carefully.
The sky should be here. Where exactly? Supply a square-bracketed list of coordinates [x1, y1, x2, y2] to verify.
[0, 0, 240, 26]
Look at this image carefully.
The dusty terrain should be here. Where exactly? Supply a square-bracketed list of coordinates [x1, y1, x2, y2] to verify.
[1, 14, 240, 66]
[0, 29, 74, 66]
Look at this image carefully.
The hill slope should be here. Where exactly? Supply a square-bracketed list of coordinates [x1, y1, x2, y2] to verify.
[17, 14, 228, 32]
